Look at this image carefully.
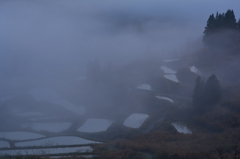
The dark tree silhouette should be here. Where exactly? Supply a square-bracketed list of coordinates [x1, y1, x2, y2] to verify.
[203, 9, 239, 48]
[192, 74, 222, 112]
[203, 14, 215, 37]
[204, 74, 222, 105]
[204, 10, 237, 34]
[192, 76, 205, 106]
[224, 10, 237, 29]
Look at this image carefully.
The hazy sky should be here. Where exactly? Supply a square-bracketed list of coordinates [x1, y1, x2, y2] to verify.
[0, 0, 240, 91]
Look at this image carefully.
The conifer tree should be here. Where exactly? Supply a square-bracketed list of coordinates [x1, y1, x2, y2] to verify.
[204, 14, 215, 36]
[224, 10, 237, 29]
[215, 13, 224, 29]
[203, 10, 239, 47]
[192, 76, 205, 106]
[204, 74, 222, 105]
[192, 75, 222, 112]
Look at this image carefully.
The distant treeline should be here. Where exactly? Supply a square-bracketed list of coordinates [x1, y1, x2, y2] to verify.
[203, 10, 240, 48]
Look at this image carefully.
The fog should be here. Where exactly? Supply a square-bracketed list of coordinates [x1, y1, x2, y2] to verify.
[0, 1, 240, 147]
[1, 0, 238, 91]
[1, 1, 239, 89]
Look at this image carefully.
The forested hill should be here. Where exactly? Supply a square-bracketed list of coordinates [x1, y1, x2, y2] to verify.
[185, 10, 240, 82]
[203, 10, 240, 51]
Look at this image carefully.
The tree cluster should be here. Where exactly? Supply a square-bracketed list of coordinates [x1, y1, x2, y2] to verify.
[193, 74, 222, 112]
[203, 10, 240, 47]
[204, 10, 240, 35]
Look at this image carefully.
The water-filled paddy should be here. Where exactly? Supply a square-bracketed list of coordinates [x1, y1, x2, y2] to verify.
[20, 122, 72, 133]
[137, 84, 152, 91]
[15, 136, 100, 147]
[124, 113, 149, 128]
[0, 132, 44, 141]
[156, 96, 174, 103]
[0, 141, 10, 148]
[77, 119, 112, 133]
[172, 122, 192, 134]
[161, 66, 177, 74]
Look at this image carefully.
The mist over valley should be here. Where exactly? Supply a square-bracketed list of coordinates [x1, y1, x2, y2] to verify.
[1, 1, 240, 158]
